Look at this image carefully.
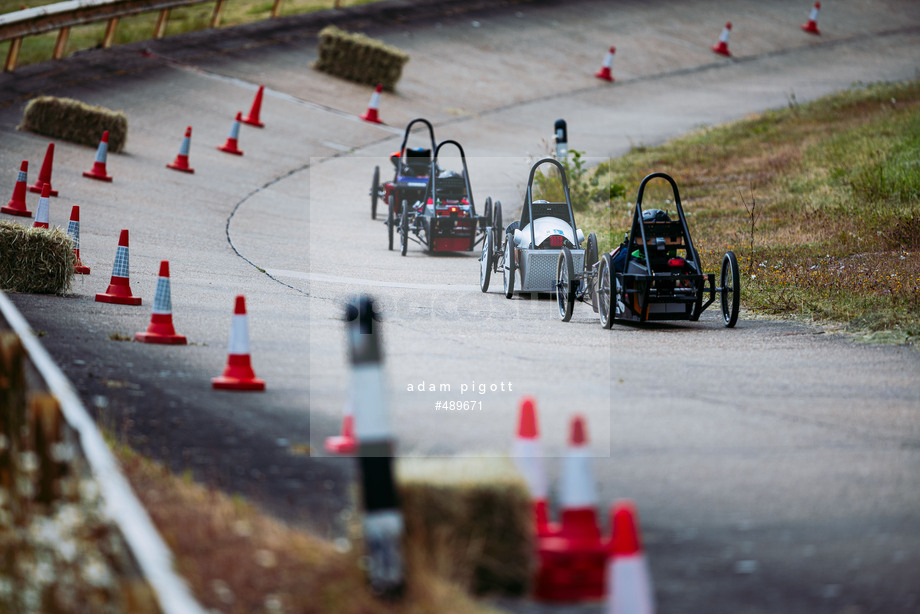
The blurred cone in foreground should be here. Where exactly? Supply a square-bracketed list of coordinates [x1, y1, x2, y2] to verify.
[135, 261, 187, 344]
[29, 142, 58, 196]
[95, 229, 142, 305]
[595, 46, 616, 82]
[360, 84, 384, 124]
[802, 2, 821, 35]
[606, 500, 655, 614]
[511, 396, 555, 537]
[2, 160, 33, 217]
[212, 295, 265, 390]
[67, 206, 90, 274]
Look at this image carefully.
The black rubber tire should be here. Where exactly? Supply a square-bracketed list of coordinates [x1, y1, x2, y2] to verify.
[720, 251, 740, 327]
[598, 253, 615, 329]
[503, 234, 515, 299]
[482, 197, 492, 230]
[556, 246, 576, 322]
[371, 166, 380, 220]
[585, 233, 599, 273]
[493, 201, 503, 242]
[400, 201, 409, 257]
[480, 228, 492, 293]
[387, 195, 395, 251]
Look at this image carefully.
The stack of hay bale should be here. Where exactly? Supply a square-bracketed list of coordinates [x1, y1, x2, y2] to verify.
[314, 25, 409, 91]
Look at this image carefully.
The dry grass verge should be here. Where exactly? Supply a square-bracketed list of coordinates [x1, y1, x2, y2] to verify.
[115, 444, 512, 614]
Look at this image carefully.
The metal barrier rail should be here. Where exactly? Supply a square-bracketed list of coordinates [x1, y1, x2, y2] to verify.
[0, 0, 343, 72]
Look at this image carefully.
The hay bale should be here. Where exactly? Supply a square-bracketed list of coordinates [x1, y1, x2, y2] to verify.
[397, 456, 534, 596]
[18, 96, 128, 153]
[313, 25, 409, 91]
[0, 221, 75, 294]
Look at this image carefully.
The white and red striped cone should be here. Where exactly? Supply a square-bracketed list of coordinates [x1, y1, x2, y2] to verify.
[511, 396, 556, 537]
[95, 229, 142, 305]
[605, 500, 655, 614]
[212, 295, 265, 391]
[2, 160, 33, 217]
[360, 84, 384, 124]
[712, 21, 732, 56]
[29, 142, 58, 197]
[802, 2, 821, 35]
[167, 126, 195, 173]
[325, 397, 357, 454]
[82, 130, 114, 182]
[241, 85, 265, 128]
[595, 46, 616, 82]
[135, 261, 187, 345]
[67, 206, 90, 274]
[217, 112, 244, 156]
[534, 415, 607, 602]
[32, 183, 51, 229]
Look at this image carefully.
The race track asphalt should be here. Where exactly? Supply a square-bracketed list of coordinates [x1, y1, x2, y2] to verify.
[2, 0, 919, 612]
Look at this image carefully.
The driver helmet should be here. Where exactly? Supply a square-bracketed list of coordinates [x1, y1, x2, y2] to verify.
[642, 208, 671, 222]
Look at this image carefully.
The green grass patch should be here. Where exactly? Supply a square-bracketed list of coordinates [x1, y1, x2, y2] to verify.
[570, 80, 920, 342]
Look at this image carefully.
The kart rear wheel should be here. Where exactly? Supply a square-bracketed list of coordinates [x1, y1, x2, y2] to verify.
[720, 251, 740, 328]
[400, 200, 409, 257]
[585, 232, 598, 273]
[480, 228, 493, 293]
[371, 166, 380, 220]
[597, 253, 615, 329]
[556, 246, 576, 322]
[493, 201, 503, 244]
[387, 195, 396, 251]
[503, 234, 515, 299]
[482, 197, 492, 230]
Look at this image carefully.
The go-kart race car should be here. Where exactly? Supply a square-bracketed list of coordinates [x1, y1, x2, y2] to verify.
[369, 118, 437, 250]
[397, 139, 497, 255]
[555, 171, 740, 328]
[480, 157, 586, 297]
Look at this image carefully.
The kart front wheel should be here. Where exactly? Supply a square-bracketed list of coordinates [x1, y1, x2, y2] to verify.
[400, 201, 409, 257]
[720, 251, 740, 328]
[556, 246, 576, 322]
[585, 232, 598, 273]
[387, 195, 396, 251]
[597, 252, 615, 329]
[480, 228, 493, 293]
[371, 166, 380, 220]
[493, 201, 503, 246]
[482, 197, 492, 230]
[503, 234, 515, 299]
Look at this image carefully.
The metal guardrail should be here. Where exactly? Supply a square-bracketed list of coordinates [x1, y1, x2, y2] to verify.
[0, 0, 343, 72]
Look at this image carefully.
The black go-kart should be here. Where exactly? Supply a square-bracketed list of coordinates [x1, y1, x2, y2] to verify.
[370, 118, 437, 251]
[396, 139, 496, 255]
[555, 171, 740, 328]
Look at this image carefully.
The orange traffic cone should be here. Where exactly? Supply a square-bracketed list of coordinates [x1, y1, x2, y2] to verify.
[83, 131, 114, 182]
[595, 46, 616, 82]
[135, 261, 187, 344]
[241, 85, 265, 128]
[32, 184, 51, 229]
[712, 21, 732, 56]
[325, 397, 357, 454]
[360, 84, 384, 124]
[95, 229, 142, 305]
[534, 415, 607, 602]
[29, 142, 58, 197]
[802, 2, 821, 35]
[212, 295, 265, 391]
[511, 397, 555, 536]
[167, 126, 195, 173]
[217, 112, 244, 156]
[67, 205, 90, 274]
[605, 500, 655, 614]
[2, 160, 33, 217]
